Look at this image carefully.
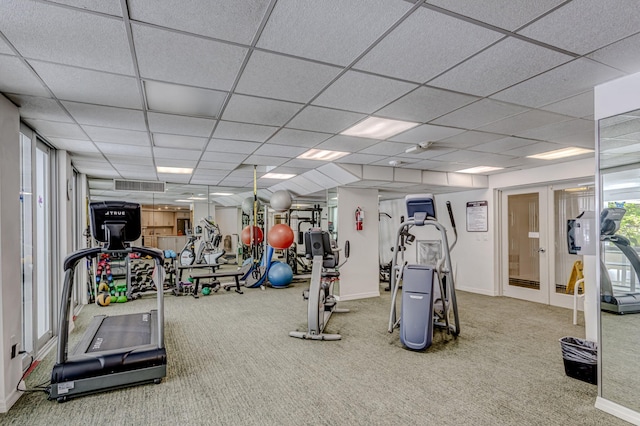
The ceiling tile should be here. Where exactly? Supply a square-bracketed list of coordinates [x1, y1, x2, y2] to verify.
[538, 91, 594, 118]
[47, 0, 123, 16]
[0, 38, 13, 55]
[335, 153, 386, 164]
[222, 94, 302, 126]
[503, 141, 562, 157]
[23, 118, 85, 139]
[315, 135, 378, 152]
[0, 1, 133, 74]
[147, 112, 215, 137]
[83, 125, 150, 145]
[438, 130, 506, 149]
[144, 80, 226, 117]
[153, 133, 207, 150]
[518, 0, 640, 54]
[377, 87, 479, 123]
[253, 144, 307, 157]
[155, 158, 197, 168]
[7, 94, 73, 122]
[197, 161, 238, 171]
[429, 38, 572, 97]
[286, 106, 365, 133]
[200, 151, 248, 163]
[129, 0, 269, 44]
[257, 0, 410, 66]
[491, 58, 623, 108]
[112, 164, 156, 173]
[206, 139, 260, 154]
[30, 60, 142, 108]
[426, 0, 565, 31]
[236, 51, 341, 103]
[280, 158, 327, 169]
[243, 154, 289, 166]
[312, 70, 417, 114]
[62, 101, 146, 130]
[214, 121, 278, 142]
[96, 142, 151, 156]
[158, 172, 191, 183]
[355, 7, 502, 82]
[106, 154, 154, 166]
[154, 147, 201, 160]
[389, 124, 465, 143]
[132, 24, 247, 91]
[551, 128, 596, 148]
[360, 141, 414, 156]
[476, 109, 571, 135]
[469, 136, 540, 154]
[266, 128, 331, 147]
[432, 99, 528, 129]
[587, 32, 640, 74]
[516, 118, 594, 142]
[0, 56, 49, 97]
[49, 137, 99, 153]
[119, 171, 158, 180]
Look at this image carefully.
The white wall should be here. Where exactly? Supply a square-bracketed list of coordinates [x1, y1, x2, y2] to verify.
[0, 95, 23, 412]
[337, 187, 379, 300]
[214, 206, 240, 255]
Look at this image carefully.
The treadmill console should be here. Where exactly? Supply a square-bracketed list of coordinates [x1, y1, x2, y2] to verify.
[90, 201, 142, 250]
[600, 207, 625, 236]
[405, 194, 436, 223]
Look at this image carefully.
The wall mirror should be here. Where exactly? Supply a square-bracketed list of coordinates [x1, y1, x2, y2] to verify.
[598, 107, 640, 412]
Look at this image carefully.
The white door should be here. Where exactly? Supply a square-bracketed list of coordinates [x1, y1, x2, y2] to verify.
[501, 187, 549, 304]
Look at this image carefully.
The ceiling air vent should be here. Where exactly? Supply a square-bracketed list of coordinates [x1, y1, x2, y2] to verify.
[113, 179, 165, 193]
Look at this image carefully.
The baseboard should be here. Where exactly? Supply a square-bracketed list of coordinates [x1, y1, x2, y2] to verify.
[456, 286, 496, 297]
[336, 291, 380, 301]
[595, 396, 640, 425]
[0, 386, 22, 413]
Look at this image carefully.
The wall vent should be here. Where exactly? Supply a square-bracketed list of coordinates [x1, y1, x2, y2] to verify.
[113, 179, 165, 193]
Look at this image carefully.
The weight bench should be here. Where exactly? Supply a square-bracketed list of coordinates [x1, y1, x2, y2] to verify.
[174, 264, 221, 296]
[190, 271, 244, 298]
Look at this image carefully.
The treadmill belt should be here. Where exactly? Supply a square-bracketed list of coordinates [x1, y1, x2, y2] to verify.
[87, 312, 152, 353]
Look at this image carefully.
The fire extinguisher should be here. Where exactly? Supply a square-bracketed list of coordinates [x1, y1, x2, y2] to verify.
[355, 207, 364, 231]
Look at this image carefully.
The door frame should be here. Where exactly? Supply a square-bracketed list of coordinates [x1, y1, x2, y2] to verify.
[500, 186, 550, 304]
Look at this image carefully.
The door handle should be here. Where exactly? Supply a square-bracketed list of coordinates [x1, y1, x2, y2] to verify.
[538, 248, 546, 253]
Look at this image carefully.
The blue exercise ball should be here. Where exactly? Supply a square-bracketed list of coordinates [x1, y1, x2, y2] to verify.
[268, 261, 293, 288]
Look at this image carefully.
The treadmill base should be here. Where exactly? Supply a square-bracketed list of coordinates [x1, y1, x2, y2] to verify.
[49, 364, 166, 402]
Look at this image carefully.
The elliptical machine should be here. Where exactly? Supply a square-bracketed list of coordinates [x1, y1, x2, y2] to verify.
[289, 229, 350, 340]
[388, 194, 460, 350]
[179, 218, 225, 266]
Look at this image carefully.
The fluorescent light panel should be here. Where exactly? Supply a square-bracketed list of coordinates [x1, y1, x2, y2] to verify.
[261, 172, 296, 179]
[341, 117, 419, 139]
[210, 192, 233, 196]
[297, 149, 349, 161]
[157, 166, 193, 174]
[527, 147, 593, 160]
[456, 166, 504, 174]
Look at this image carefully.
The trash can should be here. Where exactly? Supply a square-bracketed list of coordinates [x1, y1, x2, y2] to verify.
[559, 337, 597, 384]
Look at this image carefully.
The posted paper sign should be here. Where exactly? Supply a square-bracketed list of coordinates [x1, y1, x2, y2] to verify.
[466, 200, 488, 232]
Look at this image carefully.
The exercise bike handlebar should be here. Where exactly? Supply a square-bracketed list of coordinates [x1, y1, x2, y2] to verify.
[446, 201, 457, 252]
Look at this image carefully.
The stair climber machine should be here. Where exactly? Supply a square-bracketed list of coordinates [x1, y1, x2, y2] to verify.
[388, 194, 460, 350]
[599, 207, 640, 314]
[179, 217, 226, 266]
[49, 201, 167, 402]
[289, 229, 350, 340]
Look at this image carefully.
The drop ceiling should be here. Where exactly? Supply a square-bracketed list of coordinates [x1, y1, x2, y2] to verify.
[2, 0, 640, 204]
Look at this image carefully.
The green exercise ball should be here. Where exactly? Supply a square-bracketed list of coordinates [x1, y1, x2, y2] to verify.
[202, 287, 211, 296]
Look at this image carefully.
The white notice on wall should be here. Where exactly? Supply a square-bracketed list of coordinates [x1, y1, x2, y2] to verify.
[466, 200, 488, 232]
[528, 232, 540, 238]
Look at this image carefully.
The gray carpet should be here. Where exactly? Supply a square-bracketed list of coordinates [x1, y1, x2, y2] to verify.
[1, 275, 626, 425]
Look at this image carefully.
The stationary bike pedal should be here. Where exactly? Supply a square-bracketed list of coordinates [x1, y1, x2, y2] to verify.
[302, 289, 309, 300]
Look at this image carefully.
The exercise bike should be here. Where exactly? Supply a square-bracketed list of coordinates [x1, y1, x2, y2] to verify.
[179, 218, 226, 266]
[290, 229, 350, 341]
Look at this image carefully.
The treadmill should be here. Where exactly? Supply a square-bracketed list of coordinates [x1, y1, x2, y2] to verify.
[600, 207, 640, 314]
[49, 201, 167, 402]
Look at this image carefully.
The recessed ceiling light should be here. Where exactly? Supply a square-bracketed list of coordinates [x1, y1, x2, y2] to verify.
[157, 166, 193, 174]
[527, 147, 594, 160]
[210, 192, 233, 196]
[297, 149, 349, 161]
[261, 172, 296, 179]
[456, 166, 504, 174]
[175, 199, 192, 203]
[341, 117, 419, 139]
[188, 196, 207, 200]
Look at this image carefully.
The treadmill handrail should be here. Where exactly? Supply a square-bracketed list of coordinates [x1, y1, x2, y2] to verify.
[603, 236, 640, 291]
[56, 246, 165, 365]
